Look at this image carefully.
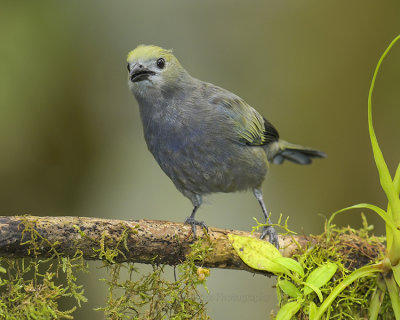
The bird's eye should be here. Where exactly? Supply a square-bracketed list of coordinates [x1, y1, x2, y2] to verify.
[156, 58, 165, 69]
[127, 63, 130, 72]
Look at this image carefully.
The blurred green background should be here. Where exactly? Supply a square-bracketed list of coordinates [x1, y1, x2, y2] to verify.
[1, 1, 399, 318]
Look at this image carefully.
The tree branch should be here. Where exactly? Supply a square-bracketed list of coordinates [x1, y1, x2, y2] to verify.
[0, 215, 309, 272]
[0, 216, 383, 273]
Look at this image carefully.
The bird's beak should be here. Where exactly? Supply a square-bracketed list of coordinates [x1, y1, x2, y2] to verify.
[129, 64, 156, 83]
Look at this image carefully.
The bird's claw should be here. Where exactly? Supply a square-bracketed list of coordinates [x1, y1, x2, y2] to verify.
[184, 217, 208, 238]
[260, 226, 279, 249]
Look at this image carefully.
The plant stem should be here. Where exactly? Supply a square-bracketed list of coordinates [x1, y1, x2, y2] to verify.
[385, 273, 400, 319]
[369, 274, 386, 320]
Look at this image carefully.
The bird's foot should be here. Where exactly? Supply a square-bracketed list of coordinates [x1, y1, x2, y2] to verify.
[260, 225, 279, 249]
[184, 217, 208, 238]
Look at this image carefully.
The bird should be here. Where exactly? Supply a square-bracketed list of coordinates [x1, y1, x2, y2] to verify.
[126, 45, 326, 248]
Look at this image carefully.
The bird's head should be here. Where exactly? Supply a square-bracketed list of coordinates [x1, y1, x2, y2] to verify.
[127, 45, 188, 98]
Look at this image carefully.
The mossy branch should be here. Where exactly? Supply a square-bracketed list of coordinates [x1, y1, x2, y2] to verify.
[0, 216, 383, 274]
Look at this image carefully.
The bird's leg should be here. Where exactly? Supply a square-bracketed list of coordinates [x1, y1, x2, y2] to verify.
[253, 188, 279, 249]
[184, 194, 207, 238]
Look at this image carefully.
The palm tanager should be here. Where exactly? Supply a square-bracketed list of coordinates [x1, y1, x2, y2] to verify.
[127, 45, 326, 248]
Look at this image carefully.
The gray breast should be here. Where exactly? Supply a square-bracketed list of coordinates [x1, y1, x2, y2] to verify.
[138, 96, 268, 196]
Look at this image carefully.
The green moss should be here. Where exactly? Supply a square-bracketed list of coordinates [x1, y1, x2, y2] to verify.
[96, 238, 212, 320]
[0, 219, 212, 319]
[0, 218, 88, 319]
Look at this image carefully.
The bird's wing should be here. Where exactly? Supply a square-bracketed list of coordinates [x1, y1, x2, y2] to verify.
[211, 94, 279, 146]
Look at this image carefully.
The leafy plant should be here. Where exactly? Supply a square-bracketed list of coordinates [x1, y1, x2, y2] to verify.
[321, 33, 400, 320]
[229, 234, 338, 319]
[230, 34, 400, 319]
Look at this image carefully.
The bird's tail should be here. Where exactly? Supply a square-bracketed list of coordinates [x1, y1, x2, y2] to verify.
[265, 140, 326, 165]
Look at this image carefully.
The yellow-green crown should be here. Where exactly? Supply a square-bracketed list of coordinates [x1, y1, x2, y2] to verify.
[127, 45, 174, 63]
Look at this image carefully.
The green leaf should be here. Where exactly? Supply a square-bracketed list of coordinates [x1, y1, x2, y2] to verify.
[273, 257, 304, 278]
[302, 282, 323, 303]
[0, 267, 6, 274]
[392, 264, 400, 288]
[394, 162, 400, 194]
[303, 262, 337, 296]
[275, 301, 302, 320]
[327, 204, 396, 235]
[228, 234, 288, 274]
[308, 301, 317, 319]
[386, 164, 400, 251]
[278, 279, 301, 298]
[368, 35, 400, 222]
